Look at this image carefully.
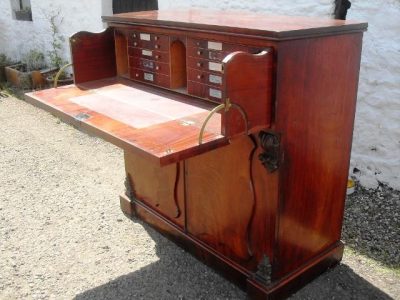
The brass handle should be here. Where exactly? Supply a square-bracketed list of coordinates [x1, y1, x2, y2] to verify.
[198, 104, 226, 145]
[54, 63, 73, 88]
[198, 98, 249, 145]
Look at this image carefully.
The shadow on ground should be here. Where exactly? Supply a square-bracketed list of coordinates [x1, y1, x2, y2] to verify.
[342, 184, 400, 268]
[75, 221, 392, 300]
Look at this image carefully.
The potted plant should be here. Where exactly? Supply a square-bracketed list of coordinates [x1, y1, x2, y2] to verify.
[15, 6, 32, 21]
[0, 54, 16, 82]
[5, 50, 56, 89]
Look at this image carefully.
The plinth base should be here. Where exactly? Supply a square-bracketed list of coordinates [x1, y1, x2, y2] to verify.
[120, 194, 344, 299]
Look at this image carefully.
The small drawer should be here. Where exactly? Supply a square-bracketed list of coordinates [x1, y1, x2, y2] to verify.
[188, 81, 223, 102]
[129, 32, 169, 52]
[130, 68, 170, 88]
[129, 57, 170, 76]
[188, 39, 224, 51]
[128, 47, 169, 63]
[188, 39, 263, 54]
[187, 68, 223, 87]
[187, 47, 228, 62]
[187, 57, 223, 73]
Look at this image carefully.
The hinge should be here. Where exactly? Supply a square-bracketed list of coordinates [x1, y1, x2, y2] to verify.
[258, 130, 281, 172]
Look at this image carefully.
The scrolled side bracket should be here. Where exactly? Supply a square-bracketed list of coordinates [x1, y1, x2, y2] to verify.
[258, 130, 281, 172]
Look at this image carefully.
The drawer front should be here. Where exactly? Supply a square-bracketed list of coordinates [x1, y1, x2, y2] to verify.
[129, 32, 169, 52]
[130, 68, 170, 88]
[188, 81, 223, 102]
[187, 57, 223, 73]
[128, 47, 169, 64]
[187, 47, 228, 62]
[129, 57, 170, 76]
[187, 68, 223, 87]
[188, 39, 261, 54]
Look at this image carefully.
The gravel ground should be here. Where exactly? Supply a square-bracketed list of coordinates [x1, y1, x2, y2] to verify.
[0, 95, 399, 299]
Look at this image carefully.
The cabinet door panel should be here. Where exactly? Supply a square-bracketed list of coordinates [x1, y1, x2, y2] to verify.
[186, 135, 278, 268]
[125, 151, 185, 228]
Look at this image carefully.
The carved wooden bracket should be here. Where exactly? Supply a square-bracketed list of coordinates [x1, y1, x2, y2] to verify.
[258, 131, 280, 172]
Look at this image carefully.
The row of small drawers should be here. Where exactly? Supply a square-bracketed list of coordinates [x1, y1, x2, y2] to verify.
[186, 41, 261, 101]
[127, 32, 170, 83]
[127, 31, 260, 102]
[128, 32, 261, 61]
[129, 32, 169, 52]
[129, 67, 223, 102]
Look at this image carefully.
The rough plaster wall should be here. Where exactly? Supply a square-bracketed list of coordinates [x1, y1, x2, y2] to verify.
[0, 0, 113, 64]
[159, 0, 334, 16]
[347, 1, 400, 189]
[159, 0, 400, 189]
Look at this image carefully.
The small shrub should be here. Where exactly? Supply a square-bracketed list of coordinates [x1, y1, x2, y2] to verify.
[0, 54, 12, 66]
[22, 50, 47, 72]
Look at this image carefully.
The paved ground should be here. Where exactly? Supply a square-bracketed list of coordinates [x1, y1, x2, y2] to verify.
[0, 95, 399, 299]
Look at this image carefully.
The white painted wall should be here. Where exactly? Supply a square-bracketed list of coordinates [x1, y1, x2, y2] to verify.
[0, 0, 399, 189]
[158, 0, 400, 190]
[0, 0, 113, 63]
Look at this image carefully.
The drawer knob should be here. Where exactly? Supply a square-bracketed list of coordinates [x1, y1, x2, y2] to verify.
[197, 74, 203, 79]
[155, 45, 160, 49]
[133, 42, 138, 46]
[155, 55, 160, 59]
[197, 50, 202, 55]
[154, 36, 159, 41]
[155, 66, 160, 70]
[197, 62, 203, 67]
[135, 73, 139, 77]
[196, 42, 201, 46]
[132, 33, 137, 38]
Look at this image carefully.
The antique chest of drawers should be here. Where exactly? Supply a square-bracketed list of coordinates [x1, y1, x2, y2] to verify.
[25, 10, 367, 299]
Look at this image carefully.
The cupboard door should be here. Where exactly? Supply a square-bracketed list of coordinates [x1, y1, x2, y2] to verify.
[125, 151, 185, 228]
[185, 136, 277, 268]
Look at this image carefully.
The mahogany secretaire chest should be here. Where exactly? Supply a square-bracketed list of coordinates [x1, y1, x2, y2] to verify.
[25, 10, 368, 299]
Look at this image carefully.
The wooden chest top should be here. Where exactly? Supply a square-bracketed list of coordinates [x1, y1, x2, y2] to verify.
[103, 9, 367, 39]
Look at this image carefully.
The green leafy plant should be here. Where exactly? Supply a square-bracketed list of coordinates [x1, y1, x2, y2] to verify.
[47, 10, 67, 70]
[43, 9, 73, 82]
[0, 54, 12, 66]
[22, 50, 46, 72]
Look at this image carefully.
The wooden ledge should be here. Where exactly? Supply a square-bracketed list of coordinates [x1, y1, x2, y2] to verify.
[25, 77, 229, 166]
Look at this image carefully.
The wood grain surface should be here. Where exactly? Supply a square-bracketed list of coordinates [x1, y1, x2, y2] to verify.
[273, 33, 364, 279]
[25, 78, 228, 166]
[103, 9, 367, 40]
